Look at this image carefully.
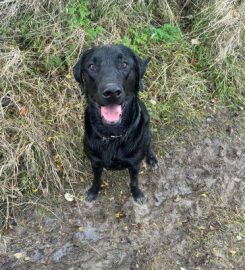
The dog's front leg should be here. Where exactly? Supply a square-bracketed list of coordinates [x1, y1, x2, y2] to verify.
[86, 165, 103, 201]
[128, 165, 145, 204]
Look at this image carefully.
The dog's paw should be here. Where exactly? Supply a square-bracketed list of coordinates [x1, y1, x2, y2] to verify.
[135, 195, 146, 205]
[146, 156, 158, 169]
[146, 149, 158, 169]
[86, 189, 98, 202]
[132, 189, 146, 204]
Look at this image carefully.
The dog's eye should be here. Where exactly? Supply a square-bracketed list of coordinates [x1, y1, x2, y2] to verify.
[88, 64, 96, 72]
[120, 62, 128, 69]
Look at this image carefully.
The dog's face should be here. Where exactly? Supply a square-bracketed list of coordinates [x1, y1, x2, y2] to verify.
[73, 45, 149, 125]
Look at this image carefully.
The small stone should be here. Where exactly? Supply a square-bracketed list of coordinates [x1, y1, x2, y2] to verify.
[28, 249, 45, 262]
[52, 242, 74, 263]
[74, 226, 99, 242]
[14, 252, 24, 259]
[206, 116, 213, 123]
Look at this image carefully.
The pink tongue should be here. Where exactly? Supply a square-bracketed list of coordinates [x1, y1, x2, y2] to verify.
[100, 105, 122, 122]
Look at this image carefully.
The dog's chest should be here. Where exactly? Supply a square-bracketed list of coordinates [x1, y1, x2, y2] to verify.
[86, 137, 140, 169]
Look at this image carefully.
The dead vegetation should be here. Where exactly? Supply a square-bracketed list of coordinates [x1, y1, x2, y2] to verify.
[0, 0, 244, 224]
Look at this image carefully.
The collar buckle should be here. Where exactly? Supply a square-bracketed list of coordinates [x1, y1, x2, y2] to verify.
[102, 135, 122, 141]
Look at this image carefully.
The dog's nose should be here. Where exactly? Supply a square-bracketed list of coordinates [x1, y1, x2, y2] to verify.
[102, 84, 122, 99]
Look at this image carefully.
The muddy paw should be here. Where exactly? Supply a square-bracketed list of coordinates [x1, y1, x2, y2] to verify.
[132, 189, 146, 204]
[86, 190, 98, 202]
[151, 159, 159, 170]
[146, 152, 159, 169]
[147, 156, 158, 169]
[135, 195, 146, 204]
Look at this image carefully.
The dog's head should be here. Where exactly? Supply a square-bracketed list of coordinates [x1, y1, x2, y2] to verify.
[73, 45, 149, 125]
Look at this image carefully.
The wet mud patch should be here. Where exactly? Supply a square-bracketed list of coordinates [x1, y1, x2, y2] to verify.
[1, 128, 245, 269]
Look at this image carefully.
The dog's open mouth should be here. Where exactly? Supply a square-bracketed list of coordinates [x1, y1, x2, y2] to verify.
[100, 105, 122, 125]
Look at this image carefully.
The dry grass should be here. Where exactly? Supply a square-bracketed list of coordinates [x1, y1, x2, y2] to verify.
[191, 0, 245, 104]
[195, 0, 245, 61]
[0, 0, 245, 223]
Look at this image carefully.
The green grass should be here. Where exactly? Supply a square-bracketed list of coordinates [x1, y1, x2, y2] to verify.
[0, 0, 245, 223]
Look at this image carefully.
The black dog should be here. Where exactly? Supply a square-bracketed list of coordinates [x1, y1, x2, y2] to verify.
[73, 45, 157, 203]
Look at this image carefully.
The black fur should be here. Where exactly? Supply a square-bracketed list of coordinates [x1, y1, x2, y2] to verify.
[73, 45, 157, 203]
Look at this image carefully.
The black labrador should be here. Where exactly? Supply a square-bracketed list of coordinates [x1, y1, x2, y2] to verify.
[73, 45, 157, 203]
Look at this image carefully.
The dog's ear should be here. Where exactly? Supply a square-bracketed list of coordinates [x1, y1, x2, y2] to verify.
[136, 56, 150, 79]
[73, 48, 93, 89]
[135, 55, 150, 91]
[73, 60, 82, 84]
[136, 56, 150, 91]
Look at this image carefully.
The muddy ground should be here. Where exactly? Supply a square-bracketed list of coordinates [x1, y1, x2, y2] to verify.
[1, 111, 245, 270]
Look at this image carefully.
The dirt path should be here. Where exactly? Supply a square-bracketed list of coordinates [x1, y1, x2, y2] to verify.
[1, 115, 245, 270]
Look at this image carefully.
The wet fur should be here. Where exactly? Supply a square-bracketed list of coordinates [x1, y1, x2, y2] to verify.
[73, 45, 157, 203]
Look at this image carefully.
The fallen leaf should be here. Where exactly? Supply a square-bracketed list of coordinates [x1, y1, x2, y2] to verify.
[64, 192, 74, 202]
[191, 38, 201, 45]
[210, 98, 217, 104]
[115, 211, 126, 219]
[195, 251, 201, 257]
[101, 181, 109, 188]
[66, 73, 72, 79]
[150, 99, 157, 105]
[14, 252, 24, 259]
[32, 187, 38, 193]
[47, 136, 53, 142]
[54, 155, 62, 169]
[19, 106, 28, 116]
[236, 235, 242, 241]
[201, 193, 208, 198]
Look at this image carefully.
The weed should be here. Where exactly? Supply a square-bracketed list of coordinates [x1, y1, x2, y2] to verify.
[46, 55, 64, 69]
[145, 24, 181, 43]
[120, 24, 183, 54]
[66, 0, 103, 41]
